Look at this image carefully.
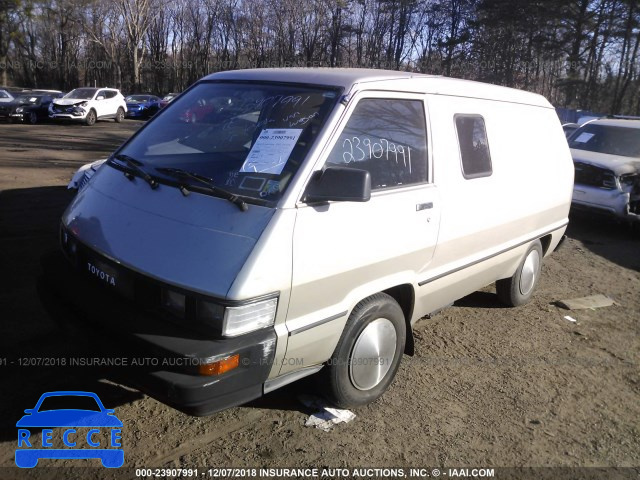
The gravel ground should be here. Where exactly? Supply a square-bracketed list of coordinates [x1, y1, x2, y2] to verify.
[0, 121, 638, 480]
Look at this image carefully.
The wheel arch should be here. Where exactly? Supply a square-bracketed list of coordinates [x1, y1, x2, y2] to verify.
[539, 233, 553, 256]
[383, 283, 415, 356]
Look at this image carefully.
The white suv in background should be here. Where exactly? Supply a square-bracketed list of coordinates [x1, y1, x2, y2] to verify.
[50, 87, 127, 125]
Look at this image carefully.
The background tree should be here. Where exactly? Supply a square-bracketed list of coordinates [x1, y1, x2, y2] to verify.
[0, 0, 637, 114]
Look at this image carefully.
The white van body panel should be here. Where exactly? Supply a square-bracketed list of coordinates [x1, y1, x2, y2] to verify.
[413, 93, 572, 316]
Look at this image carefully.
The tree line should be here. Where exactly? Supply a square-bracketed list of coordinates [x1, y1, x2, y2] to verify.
[0, 0, 638, 114]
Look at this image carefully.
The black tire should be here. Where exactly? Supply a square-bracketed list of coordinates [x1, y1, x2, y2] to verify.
[115, 107, 124, 123]
[496, 240, 543, 307]
[85, 109, 96, 126]
[320, 293, 406, 408]
[28, 111, 38, 124]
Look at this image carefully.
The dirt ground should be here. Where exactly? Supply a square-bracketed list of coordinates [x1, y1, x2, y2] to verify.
[0, 121, 638, 480]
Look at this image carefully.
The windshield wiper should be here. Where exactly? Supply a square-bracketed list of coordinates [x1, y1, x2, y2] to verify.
[113, 154, 159, 189]
[156, 167, 248, 212]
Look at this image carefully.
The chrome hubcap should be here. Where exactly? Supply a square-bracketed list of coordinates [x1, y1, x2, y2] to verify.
[519, 249, 540, 295]
[349, 318, 397, 391]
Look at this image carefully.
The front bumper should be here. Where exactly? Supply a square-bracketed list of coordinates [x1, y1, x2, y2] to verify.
[571, 199, 640, 223]
[125, 109, 146, 117]
[50, 113, 87, 121]
[40, 250, 277, 416]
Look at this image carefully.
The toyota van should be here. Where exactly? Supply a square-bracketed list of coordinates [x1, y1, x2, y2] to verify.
[50, 69, 574, 415]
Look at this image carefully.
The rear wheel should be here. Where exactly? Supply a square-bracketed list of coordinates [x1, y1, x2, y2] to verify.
[85, 109, 96, 126]
[496, 240, 543, 307]
[115, 107, 124, 123]
[321, 293, 406, 407]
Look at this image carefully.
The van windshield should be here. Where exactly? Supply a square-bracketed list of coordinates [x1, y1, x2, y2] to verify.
[115, 81, 342, 204]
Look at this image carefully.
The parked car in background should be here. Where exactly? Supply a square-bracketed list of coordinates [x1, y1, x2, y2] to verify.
[159, 92, 179, 108]
[0, 93, 62, 124]
[125, 94, 161, 119]
[178, 97, 217, 123]
[569, 118, 640, 224]
[49, 87, 127, 125]
[0, 89, 15, 103]
[30, 89, 63, 95]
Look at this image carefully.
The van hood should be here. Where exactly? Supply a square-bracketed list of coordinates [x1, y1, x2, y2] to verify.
[62, 164, 276, 298]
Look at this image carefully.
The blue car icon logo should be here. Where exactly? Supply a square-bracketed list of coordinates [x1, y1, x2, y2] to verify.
[15, 391, 124, 468]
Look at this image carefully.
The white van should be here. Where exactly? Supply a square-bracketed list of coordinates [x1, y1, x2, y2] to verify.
[55, 69, 573, 415]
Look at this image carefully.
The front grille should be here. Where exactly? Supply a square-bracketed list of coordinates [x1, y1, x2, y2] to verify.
[52, 105, 73, 114]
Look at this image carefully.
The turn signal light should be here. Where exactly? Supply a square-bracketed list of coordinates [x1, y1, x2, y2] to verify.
[198, 354, 240, 376]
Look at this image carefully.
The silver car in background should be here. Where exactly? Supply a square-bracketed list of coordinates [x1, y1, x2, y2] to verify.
[569, 118, 640, 224]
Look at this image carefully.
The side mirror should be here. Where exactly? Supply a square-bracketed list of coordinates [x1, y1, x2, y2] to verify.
[96, 96, 105, 101]
[24, 409, 34, 414]
[304, 167, 371, 203]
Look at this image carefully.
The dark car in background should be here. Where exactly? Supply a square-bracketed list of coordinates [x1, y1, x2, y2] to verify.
[0, 93, 62, 124]
[125, 94, 161, 119]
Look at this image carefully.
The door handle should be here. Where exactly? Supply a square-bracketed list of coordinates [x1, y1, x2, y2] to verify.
[416, 202, 433, 211]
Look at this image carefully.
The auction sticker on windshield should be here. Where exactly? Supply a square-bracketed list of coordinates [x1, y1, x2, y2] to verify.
[240, 129, 302, 174]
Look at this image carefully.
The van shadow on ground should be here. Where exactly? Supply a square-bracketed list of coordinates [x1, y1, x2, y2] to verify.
[0, 186, 313, 441]
[0, 186, 146, 443]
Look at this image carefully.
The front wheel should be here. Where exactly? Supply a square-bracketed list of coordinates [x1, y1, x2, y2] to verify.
[85, 109, 96, 126]
[28, 111, 38, 124]
[114, 107, 124, 123]
[496, 240, 543, 307]
[320, 293, 406, 408]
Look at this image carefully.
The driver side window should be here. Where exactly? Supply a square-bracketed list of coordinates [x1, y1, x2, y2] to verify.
[325, 98, 428, 190]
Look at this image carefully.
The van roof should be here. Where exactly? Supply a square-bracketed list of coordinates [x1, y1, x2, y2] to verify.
[205, 68, 552, 108]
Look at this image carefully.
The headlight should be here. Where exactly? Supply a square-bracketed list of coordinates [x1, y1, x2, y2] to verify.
[222, 298, 278, 336]
[80, 101, 88, 107]
[162, 288, 278, 337]
[197, 297, 277, 337]
[16, 107, 23, 113]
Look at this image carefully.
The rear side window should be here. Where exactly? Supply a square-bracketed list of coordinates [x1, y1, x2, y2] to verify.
[325, 98, 428, 189]
[455, 114, 492, 178]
